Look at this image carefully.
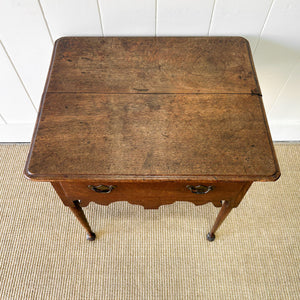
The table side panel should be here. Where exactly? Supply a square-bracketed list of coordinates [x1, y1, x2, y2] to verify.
[59, 181, 247, 209]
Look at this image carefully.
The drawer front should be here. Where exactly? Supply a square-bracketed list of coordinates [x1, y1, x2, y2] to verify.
[60, 181, 245, 208]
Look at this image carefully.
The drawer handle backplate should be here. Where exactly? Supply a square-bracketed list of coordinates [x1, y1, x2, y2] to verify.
[186, 185, 214, 194]
[88, 184, 116, 193]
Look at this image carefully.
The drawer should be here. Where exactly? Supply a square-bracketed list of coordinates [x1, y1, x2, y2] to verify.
[60, 181, 245, 208]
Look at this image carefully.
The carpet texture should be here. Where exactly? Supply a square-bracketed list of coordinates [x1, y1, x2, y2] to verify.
[0, 144, 299, 299]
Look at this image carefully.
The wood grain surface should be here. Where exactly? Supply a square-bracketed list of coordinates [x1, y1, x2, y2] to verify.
[47, 37, 260, 94]
[25, 93, 279, 181]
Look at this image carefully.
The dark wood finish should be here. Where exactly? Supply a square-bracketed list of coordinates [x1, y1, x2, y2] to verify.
[25, 93, 279, 182]
[69, 200, 96, 241]
[24, 37, 280, 241]
[47, 37, 259, 94]
[51, 182, 74, 206]
[207, 201, 233, 241]
[207, 181, 252, 241]
[58, 181, 249, 209]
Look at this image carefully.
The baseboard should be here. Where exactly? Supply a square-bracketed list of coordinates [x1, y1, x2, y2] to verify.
[269, 121, 300, 141]
[1, 122, 299, 142]
[0, 123, 35, 142]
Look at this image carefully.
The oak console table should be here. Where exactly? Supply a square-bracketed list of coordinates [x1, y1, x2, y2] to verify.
[24, 37, 280, 241]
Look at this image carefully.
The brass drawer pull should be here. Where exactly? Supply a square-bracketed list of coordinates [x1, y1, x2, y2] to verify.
[88, 184, 116, 193]
[186, 185, 214, 194]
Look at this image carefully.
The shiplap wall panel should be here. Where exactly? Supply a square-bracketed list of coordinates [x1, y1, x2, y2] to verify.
[0, 115, 6, 125]
[209, 0, 273, 50]
[99, 0, 155, 36]
[0, 43, 36, 123]
[269, 60, 300, 122]
[268, 58, 300, 138]
[254, 0, 300, 113]
[40, 0, 103, 41]
[0, 0, 53, 108]
[157, 0, 214, 36]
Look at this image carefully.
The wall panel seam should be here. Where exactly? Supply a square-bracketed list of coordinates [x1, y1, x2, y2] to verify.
[0, 114, 7, 125]
[0, 41, 37, 112]
[253, 0, 275, 54]
[37, 0, 54, 44]
[267, 60, 299, 115]
[207, 0, 217, 36]
[96, 0, 104, 36]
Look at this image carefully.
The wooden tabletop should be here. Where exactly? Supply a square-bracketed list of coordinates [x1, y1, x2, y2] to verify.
[47, 37, 260, 95]
[25, 37, 280, 182]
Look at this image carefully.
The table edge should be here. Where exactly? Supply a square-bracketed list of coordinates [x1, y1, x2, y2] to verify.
[24, 36, 279, 183]
[23, 169, 281, 182]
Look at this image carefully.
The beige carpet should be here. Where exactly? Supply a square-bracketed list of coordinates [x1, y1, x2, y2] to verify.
[0, 144, 299, 299]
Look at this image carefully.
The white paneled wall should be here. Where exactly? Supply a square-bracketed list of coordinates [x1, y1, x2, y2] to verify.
[99, 0, 156, 36]
[0, 0, 53, 108]
[39, 0, 103, 40]
[209, 0, 273, 50]
[157, 0, 215, 36]
[0, 42, 36, 122]
[0, 0, 299, 141]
